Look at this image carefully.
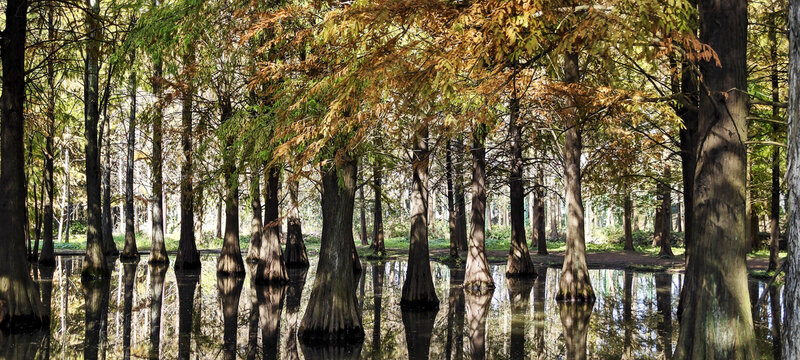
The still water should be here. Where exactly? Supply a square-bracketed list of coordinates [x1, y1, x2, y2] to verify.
[6, 255, 783, 359]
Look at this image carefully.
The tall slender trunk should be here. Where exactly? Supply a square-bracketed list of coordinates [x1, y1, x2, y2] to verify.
[655, 273, 672, 359]
[246, 169, 263, 263]
[82, 0, 109, 278]
[255, 166, 287, 283]
[446, 140, 459, 258]
[149, 40, 168, 265]
[454, 138, 469, 251]
[557, 52, 594, 302]
[175, 270, 199, 360]
[465, 292, 492, 360]
[507, 84, 535, 276]
[217, 192, 223, 239]
[175, 45, 200, 270]
[534, 169, 547, 255]
[674, 0, 755, 356]
[82, 277, 111, 360]
[219, 276, 244, 360]
[101, 117, 117, 256]
[120, 69, 139, 260]
[359, 183, 368, 245]
[61, 147, 71, 244]
[659, 162, 673, 257]
[401, 126, 439, 308]
[464, 124, 494, 292]
[285, 176, 308, 267]
[298, 155, 364, 343]
[623, 190, 634, 251]
[0, 0, 45, 329]
[217, 96, 244, 276]
[507, 277, 533, 359]
[769, 14, 782, 271]
[782, 0, 800, 356]
[678, 36, 698, 265]
[148, 264, 168, 359]
[121, 262, 136, 359]
[371, 155, 385, 257]
[39, 1, 57, 266]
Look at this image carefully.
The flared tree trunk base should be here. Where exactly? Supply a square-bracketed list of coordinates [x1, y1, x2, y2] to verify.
[217, 251, 245, 276]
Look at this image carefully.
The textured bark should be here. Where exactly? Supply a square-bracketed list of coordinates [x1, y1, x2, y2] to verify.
[402, 308, 438, 360]
[82, 0, 109, 278]
[558, 302, 593, 360]
[623, 191, 634, 251]
[464, 125, 494, 292]
[175, 270, 199, 360]
[255, 166, 288, 283]
[402, 127, 439, 308]
[557, 52, 594, 302]
[82, 278, 111, 360]
[359, 184, 368, 245]
[445, 267, 465, 360]
[769, 15, 782, 271]
[217, 97, 244, 276]
[101, 122, 117, 256]
[678, 51, 698, 262]
[121, 262, 136, 359]
[219, 275, 244, 360]
[659, 163, 673, 257]
[285, 178, 309, 267]
[246, 169, 263, 264]
[507, 277, 534, 359]
[465, 291, 492, 360]
[371, 157, 386, 257]
[149, 47, 168, 266]
[148, 264, 168, 359]
[783, 0, 800, 356]
[175, 46, 200, 271]
[533, 169, 547, 255]
[120, 70, 139, 261]
[298, 156, 364, 343]
[507, 87, 535, 277]
[454, 138, 469, 252]
[673, 0, 756, 357]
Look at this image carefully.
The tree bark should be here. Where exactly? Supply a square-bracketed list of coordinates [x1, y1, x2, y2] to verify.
[659, 163, 673, 257]
[0, 0, 46, 330]
[533, 168, 547, 255]
[464, 124, 494, 292]
[255, 166, 288, 283]
[298, 155, 364, 343]
[82, 0, 109, 278]
[782, 0, 800, 356]
[101, 119, 117, 256]
[175, 45, 200, 271]
[557, 52, 594, 302]
[217, 97, 245, 276]
[120, 70, 139, 260]
[454, 138, 469, 252]
[446, 140, 459, 258]
[371, 156, 386, 257]
[39, 2, 57, 266]
[678, 52, 698, 262]
[769, 15, 782, 271]
[673, 0, 756, 356]
[246, 169, 263, 264]
[623, 190, 634, 251]
[401, 126, 439, 308]
[359, 182, 368, 246]
[149, 42, 168, 265]
[507, 85, 535, 277]
[285, 177, 309, 267]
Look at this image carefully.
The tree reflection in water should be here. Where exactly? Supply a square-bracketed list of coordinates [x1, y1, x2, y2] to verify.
[83, 276, 111, 360]
[445, 266, 465, 360]
[371, 262, 385, 357]
[258, 283, 285, 359]
[507, 276, 534, 360]
[532, 266, 548, 354]
[401, 307, 438, 360]
[218, 274, 244, 360]
[558, 301, 594, 360]
[285, 267, 309, 360]
[176, 269, 200, 360]
[38, 265, 56, 358]
[148, 263, 168, 360]
[465, 290, 493, 360]
[121, 261, 137, 360]
[655, 273, 672, 359]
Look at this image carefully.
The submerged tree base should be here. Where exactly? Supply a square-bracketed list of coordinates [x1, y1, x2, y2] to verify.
[298, 326, 365, 346]
[399, 298, 440, 311]
[217, 252, 245, 276]
[555, 289, 597, 303]
[463, 281, 494, 295]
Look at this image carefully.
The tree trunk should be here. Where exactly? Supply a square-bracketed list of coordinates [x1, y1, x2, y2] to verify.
[507, 277, 534, 360]
[217, 192, 223, 239]
[464, 124, 494, 292]
[446, 140, 459, 258]
[465, 292, 492, 360]
[0, 0, 46, 330]
[120, 70, 139, 261]
[623, 190, 634, 251]
[82, 0, 109, 278]
[533, 168, 548, 255]
[558, 302, 593, 360]
[175, 46, 199, 271]
[255, 166, 288, 284]
[769, 15, 782, 271]
[673, 0, 755, 356]
[217, 97, 245, 276]
[782, 0, 800, 356]
[246, 169, 263, 264]
[285, 177, 309, 267]
[371, 156, 386, 257]
[101, 119, 117, 256]
[218, 276, 244, 360]
[39, 2, 57, 266]
[507, 85, 535, 277]
[401, 126, 439, 308]
[175, 270, 199, 360]
[557, 52, 594, 302]
[359, 183, 368, 246]
[659, 163, 673, 257]
[149, 44, 168, 265]
[454, 138, 469, 252]
[298, 155, 364, 343]
[679, 42, 698, 263]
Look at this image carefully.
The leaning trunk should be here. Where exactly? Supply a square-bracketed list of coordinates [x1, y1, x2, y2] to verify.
[298, 155, 364, 343]
[673, 0, 755, 356]
[464, 124, 494, 292]
[401, 126, 439, 308]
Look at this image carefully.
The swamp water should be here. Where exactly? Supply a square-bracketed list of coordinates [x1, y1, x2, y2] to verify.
[2, 255, 783, 359]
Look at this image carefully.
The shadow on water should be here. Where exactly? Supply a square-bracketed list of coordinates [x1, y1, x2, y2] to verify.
[5, 254, 786, 359]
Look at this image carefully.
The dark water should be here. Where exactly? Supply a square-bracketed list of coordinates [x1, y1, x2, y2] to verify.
[4, 255, 783, 359]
